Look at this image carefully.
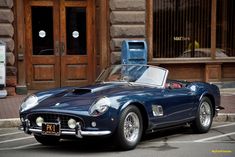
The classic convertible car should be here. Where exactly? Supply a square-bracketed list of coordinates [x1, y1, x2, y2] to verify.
[19, 64, 223, 150]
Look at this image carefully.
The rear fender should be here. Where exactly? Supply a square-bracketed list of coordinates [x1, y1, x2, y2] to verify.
[199, 92, 216, 116]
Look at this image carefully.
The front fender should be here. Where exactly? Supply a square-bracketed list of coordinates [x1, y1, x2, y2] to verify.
[119, 99, 146, 115]
[114, 99, 150, 131]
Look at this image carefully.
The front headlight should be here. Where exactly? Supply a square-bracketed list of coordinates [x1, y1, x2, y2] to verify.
[89, 97, 111, 116]
[20, 94, 38, 112]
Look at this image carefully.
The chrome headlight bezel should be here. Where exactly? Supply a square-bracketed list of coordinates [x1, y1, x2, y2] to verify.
[89, 97, 111, 116]
[20, 94, 39, 112]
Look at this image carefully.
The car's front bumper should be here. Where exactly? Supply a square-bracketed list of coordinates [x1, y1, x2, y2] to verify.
[19, 121, 111, 138]
[19, 110, 115, 138]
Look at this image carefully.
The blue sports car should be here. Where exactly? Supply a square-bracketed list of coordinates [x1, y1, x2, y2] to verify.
[19, 64, 223, 150]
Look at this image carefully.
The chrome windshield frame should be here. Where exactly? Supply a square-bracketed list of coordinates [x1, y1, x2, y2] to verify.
[96, 64, 168, 88]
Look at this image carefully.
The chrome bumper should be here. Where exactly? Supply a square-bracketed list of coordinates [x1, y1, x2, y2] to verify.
[216, 106, 225, 111]
[28, 128, 111, 138]
[215, 106, 225, 116]
[19, 122, 111, 138]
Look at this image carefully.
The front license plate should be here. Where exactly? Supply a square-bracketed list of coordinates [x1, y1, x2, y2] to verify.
[42, 123, 60, 136]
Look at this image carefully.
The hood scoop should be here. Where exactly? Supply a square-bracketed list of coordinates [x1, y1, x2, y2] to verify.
[71, 88, 92, 95]
[62, 84, 121, 97]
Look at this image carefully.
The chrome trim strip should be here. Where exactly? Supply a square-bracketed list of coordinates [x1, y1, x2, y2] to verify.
[29, 128, 42, 133]
[61, 131, 76, 135]
[80, 130, 111, 136]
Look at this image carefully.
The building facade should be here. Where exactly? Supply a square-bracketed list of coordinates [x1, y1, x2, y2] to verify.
[0, 0, 234, 95]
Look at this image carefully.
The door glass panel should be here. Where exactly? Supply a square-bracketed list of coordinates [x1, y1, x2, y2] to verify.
[66, 7, 87, 55]
[32, 6, 54, 55]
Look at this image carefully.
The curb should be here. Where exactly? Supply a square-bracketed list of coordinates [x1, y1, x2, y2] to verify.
[0, 114, 235, 128]
[0, 118, 21, 128]
[214, 113, 235, 122]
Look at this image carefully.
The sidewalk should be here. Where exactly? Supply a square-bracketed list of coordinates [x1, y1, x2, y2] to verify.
[0, 89, 235, 127]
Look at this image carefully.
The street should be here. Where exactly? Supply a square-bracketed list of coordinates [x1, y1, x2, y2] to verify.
[0, 122, 234, 157]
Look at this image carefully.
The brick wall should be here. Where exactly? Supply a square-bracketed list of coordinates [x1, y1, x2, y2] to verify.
[0, 0, 16, 96]
[109, 0, 146, 64]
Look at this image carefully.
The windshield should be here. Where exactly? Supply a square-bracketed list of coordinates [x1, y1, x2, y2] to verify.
[96, 64, 168, 88]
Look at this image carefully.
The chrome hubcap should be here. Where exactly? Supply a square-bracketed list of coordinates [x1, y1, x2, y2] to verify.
[199, 102, 211, 127]
[124, 112, 140, 143]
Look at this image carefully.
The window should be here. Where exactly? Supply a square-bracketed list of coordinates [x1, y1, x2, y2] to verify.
[32, 6, 54, 55]
[153, 0, 212, 58]
[153, 0, 235, 59]
[66, 7, 87, 55]
[216, 0, 235, 57]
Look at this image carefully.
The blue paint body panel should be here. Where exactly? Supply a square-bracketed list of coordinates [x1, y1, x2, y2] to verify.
[20, 80, 221, 134]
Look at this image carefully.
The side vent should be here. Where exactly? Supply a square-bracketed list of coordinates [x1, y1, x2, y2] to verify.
[152, 105, 164, 116]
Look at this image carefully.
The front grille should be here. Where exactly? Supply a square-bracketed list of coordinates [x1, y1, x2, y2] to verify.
[28, 113, 83, 129]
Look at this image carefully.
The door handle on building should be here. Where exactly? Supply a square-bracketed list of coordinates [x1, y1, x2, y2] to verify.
[18, 47, 24, 61]
[55, 41, 59, 56]
[60, 42, 65, 56]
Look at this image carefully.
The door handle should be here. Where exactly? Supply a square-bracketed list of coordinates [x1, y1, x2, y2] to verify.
[55, 41, 59, 56]
[60, 42, 65, 56]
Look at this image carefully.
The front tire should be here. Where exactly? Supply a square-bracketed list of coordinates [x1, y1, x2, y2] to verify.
[191, 97, 213, 133]
[114, 105, 143, 150]
[34, 134, 60, 145]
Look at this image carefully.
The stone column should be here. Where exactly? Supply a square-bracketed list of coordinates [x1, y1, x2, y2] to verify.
[109, 0, 146, 64]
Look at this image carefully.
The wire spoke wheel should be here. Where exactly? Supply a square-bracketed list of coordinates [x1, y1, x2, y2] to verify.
[199, 101, 212, 127]
[191, 97, 213, 133]
[114, 105, 143, 150]
[123, 112, 140, 142]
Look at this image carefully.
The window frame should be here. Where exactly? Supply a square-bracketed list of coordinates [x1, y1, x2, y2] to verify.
[147, 0, 235, 64]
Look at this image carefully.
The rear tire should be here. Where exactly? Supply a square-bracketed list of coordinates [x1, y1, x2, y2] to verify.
[114, 105, 143, 150]
[191, 97, 213, 133]
[34, 134, 60, 145]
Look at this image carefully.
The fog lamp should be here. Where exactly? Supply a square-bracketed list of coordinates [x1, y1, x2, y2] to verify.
[91, 121, 96, 127]
[68, 119, 76, 129]
[36, 117, 44, 127]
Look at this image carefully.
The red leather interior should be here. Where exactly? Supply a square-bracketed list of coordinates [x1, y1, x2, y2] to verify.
[165, 82, 182, 89]
[171, 82, 182, 89]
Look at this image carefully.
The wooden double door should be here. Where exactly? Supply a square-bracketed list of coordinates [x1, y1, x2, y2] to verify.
[25, 0, 94, 89]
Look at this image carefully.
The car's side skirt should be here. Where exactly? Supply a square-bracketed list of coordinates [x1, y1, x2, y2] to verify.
[146, 116, 195, 134]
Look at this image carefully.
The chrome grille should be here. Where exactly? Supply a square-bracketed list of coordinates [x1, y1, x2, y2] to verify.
[28, 113, 82, 129]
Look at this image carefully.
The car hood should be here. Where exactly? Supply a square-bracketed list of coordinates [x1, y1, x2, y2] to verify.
[30, 83, 152, 112]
